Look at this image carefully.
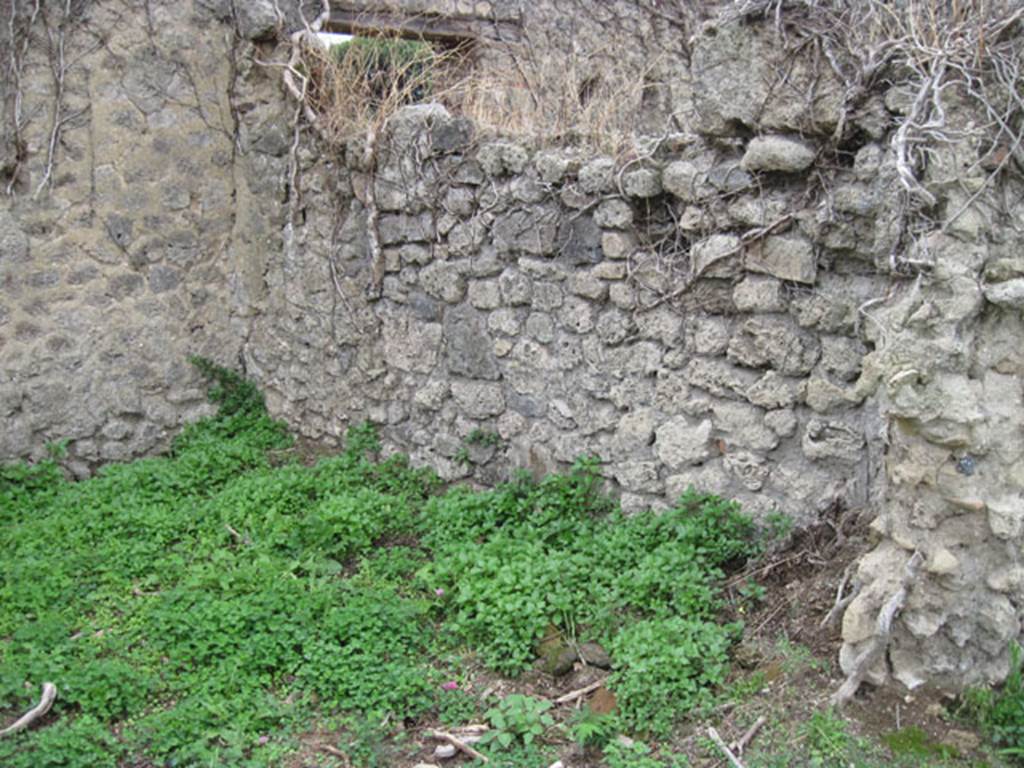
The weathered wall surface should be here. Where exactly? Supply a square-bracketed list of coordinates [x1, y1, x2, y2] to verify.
[840, 139, 1024, 688]
[0, 0, 294, 473]
[2, 0, 1022, 694]
[245, 103, 887, 527]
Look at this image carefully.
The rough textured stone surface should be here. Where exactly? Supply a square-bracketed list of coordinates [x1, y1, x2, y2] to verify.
[747, 233, 817, 284]
[0, 0, 276, 468]
[741, 135, 817, 172]
[622, 168, 662, 198]
[728, 318, 821, 376]
[662, 160, 706, 202]
[691, 18, 843, 134]
[655, 416, 713, 469]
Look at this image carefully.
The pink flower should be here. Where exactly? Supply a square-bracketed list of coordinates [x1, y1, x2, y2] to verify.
[434, 588, 445, 597]
[257, 735, 269, 746]
[441, 681, 459, 691]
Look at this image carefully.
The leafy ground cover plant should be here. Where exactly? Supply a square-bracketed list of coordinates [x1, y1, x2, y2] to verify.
[481, 693, 555, 749]
[0, 361, 759, 765]
[961, 644, 1024, 764]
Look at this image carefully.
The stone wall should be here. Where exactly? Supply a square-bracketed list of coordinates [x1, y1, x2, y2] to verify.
[1, 0, 1022, 694]
[242, 11, 1024, 692]
[0, 0, 293, 473]
[245, 103, 888, 528]
[839, 136, 1024, 688]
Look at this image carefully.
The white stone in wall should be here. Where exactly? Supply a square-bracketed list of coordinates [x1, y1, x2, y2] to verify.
[741, 135, 817, 173]
[655, 416, 714, 469]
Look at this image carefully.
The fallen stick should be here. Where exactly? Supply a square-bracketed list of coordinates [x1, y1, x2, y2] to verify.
[427, 729, 489, 763]
[225, 524, 248, 544]
[553, 678, 607, 705]
[319, 744, 351, 766]
[0, 682, 57, 738]
[820, 565, 860, 630]
[730, 715, 767, 755]
[707, 726, 747, 768]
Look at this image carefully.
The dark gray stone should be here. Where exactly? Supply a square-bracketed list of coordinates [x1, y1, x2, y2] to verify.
[408, 291, 441, 322]
[506, 391, 547, 418]
[557, 215, 602, 266]
[431, 117, 474, 154]
[707, 163, 753, 193]
[105, 214, 134, 250]
[148, 265, 181, 294]
[108, 273, 145, 299]
[444, 306, 500, 380]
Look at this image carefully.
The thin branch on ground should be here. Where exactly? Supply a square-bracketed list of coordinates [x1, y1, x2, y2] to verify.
[0, 682, 57, 738]
[708, 725, 748, 768]
[730, 715, 767, 755]
[426, 729, 490, 763]
[553, 678, 608, 705]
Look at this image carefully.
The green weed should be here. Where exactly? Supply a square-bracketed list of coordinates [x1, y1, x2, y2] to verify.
[567, 708, 618, 749]
[610, 617, 737, 735]
[803, 708, 857, 767]
[481, 693, 555, 749]
[602, 737, 688, 768]
[883, 726, 959, 761]
[962, 644, 1024, 763]
[0, 362, 759, 764]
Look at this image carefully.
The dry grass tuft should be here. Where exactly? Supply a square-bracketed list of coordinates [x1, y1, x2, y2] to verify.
[303, 34, 467, 148]
[450, 43, 667, 156]
[300, 34, 664, 156]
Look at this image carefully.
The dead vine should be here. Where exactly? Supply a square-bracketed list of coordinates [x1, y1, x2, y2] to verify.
[3, 0, 41, 195]
[34, 0, 92, 199]
[730, 0, 1024, 264]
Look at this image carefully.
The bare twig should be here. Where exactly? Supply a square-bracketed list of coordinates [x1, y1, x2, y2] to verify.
[730, 715, 767, 755]
[427, 729, 489, 763]
[224, 524, 249, 545]
[708, 726, 747, 768]
[0, 682, 57, 738]
[820, 563, 860, 630]
[320, 743, 351, 766]
[553, 677, 608, 705]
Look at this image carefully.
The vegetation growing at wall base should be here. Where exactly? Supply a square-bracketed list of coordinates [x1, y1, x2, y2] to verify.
[0, 361, 760, 766]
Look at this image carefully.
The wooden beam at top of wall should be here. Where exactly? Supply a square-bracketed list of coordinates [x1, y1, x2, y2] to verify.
[326, 4, 522, 46]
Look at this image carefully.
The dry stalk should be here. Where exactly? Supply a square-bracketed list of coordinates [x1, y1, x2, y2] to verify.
[819, 562, 860, 630]
[4, 0, 42, 195]
[426, 729, 489, 763]
[553, 677, 607, 705]
[33, 0, 74, 198]
[730, 715, 767, 755]
[708, 725, 748, 768]
[831, 550, 924, 707]
[453, 40, 668, 156]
